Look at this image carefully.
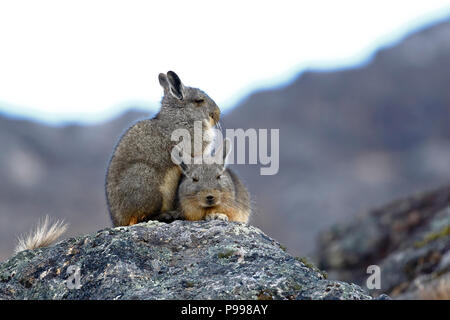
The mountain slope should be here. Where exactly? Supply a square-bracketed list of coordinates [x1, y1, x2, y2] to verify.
[0, 110, 147, 260]
[224, 19, 450, 254]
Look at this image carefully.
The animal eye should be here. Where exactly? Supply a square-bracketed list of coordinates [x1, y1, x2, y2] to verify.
[216, 175, 222, 179]
[194, 98, 205, 105]
[192, 177, 199, 182]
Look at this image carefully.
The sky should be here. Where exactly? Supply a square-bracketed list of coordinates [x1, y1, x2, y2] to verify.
[0, 1, 450, 124]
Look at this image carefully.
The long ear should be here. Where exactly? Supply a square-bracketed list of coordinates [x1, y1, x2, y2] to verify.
[222, 138, 232, 168]
[159, 73, 170, 91]
[166, 71, 185, 100]
[171, 145, 190, 174]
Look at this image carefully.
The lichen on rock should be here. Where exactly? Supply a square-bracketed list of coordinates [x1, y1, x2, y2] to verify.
[0, 220, 372, 300]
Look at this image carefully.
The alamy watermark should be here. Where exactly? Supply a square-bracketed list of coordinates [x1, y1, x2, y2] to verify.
[171, 121, 279, 175]
[366, 265, 381, 290]
[66, 265, 82, 290]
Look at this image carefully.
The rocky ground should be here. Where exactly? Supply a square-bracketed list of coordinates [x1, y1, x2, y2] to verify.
[0, 220, 376, 300]
[317, 185, 450, 299]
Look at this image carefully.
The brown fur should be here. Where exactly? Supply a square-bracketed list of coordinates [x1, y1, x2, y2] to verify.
[159, 166, 182, 212]
[176, 155, 251, 224]
[128, 216, 139, 226]
[180, 189, 249, 222]
[105, 71, 220, 227]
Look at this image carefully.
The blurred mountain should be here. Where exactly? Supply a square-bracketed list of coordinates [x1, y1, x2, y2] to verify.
[0, 110, 148, 260]
[1, 19, 450, 261]
[225, 19, 450, 255]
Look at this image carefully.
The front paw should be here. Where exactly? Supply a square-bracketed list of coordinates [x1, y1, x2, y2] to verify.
[205, 213, 229, 221]
[152, 210, 183, 223]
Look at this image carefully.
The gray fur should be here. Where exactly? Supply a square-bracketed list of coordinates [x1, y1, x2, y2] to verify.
[105, 71, 221, 226]
[175, 154, 252, 223]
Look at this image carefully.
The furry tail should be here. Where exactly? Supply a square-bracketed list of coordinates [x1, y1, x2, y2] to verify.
[15, 216, 68, 253]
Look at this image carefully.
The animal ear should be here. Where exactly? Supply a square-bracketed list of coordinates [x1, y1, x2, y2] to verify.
[222, 138, 232, 168]
[166, 71, 185, 100]
[178, 160, 189, 174]
[159, 73, 170, 91]
[171, 145, 190, 174]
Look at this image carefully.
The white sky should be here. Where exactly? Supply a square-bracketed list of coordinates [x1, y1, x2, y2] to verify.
[0, 1, 450, 124]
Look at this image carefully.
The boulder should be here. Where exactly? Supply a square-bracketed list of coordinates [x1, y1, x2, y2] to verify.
[0, 220, 372, 300]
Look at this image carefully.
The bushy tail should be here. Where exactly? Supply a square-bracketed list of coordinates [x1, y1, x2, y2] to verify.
[15, 216, 68, 253]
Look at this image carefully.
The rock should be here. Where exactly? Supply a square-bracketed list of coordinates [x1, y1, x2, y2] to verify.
[0, 220, 372, 300]
[317, 185, 450, 299]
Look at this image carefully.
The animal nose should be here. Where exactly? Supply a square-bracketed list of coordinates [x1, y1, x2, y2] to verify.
[206, 195, 215, 203]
